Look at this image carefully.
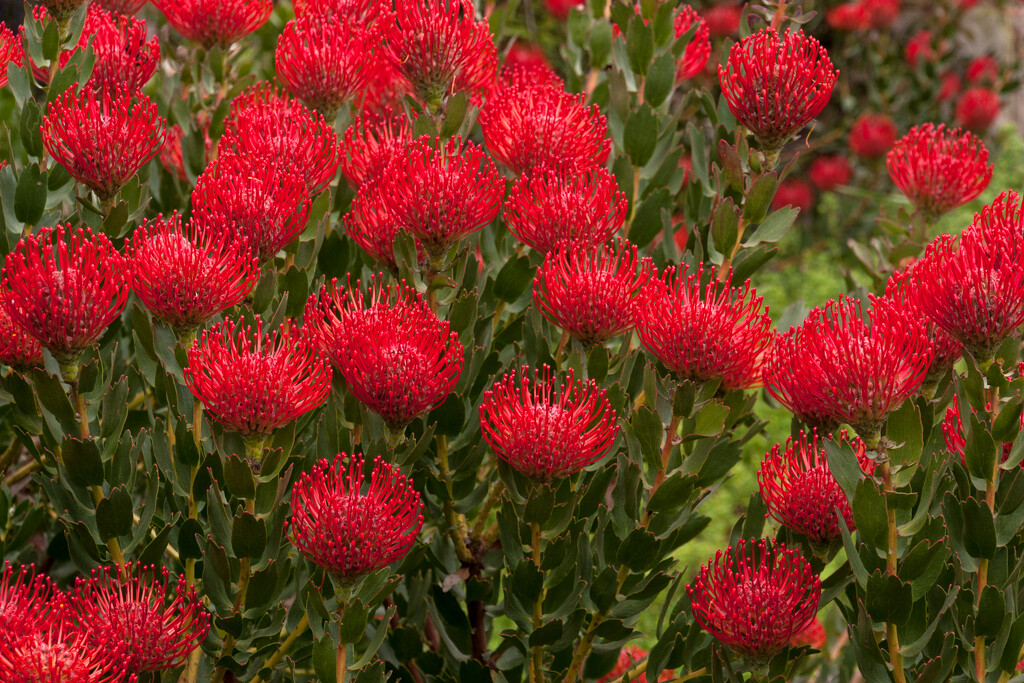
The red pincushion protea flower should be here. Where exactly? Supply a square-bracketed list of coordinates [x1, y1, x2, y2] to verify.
[826, 3, 870, 30]
[126, 213, 259, 337]
[192, 154, 312, 264]
[884, 265, 962, 393]
[909, 192, 1024, 363]
[479, 365, 617, 481]
[848, 113, 896, 159]
[765, 297, 933, 447]
[674, 6, 710, 82]
[184, 317, 331, 444]
[154, 0, 272, 49]
[808, 155, 852, 192]
[886, 123, 992, 220]
[533, 239, 653, 346]
[763, 318, 839, 433]
[0, 302, 44, 372]
[347, 136, 503, 260]
[0, 564, 56, 647]
[938, 71, 962, 103]
[790, 617, 826, 650]
[480, 85, 610, 175]
[80, 6, 159, 93]
[718, 28, 837, 160]
[688, 539, 821, 667]
[222, 84, 342, 196]
[503, 163, 626, 253]
[275, 15, 377, 119]
[338, 107, 412, 190]
[544, 0, 582, 19]
[598, 645, 674, 682]
[904, 31, 936, 68]
[705, 3, 741, 36]
[500, 61, 563, 92]
[68, 564, 208, 675]
[290, 453, 423, 580]
[0, 612, 123, 683]
[955, 86, 1001, 133]
[1, 226, 128, 380]
[757, 430, 872, 545]
[771, 179, 814, 212]
[159, 125, 189, 183]
[967, 56, 1000, 84]
[96, 0, 148, 13]
[0, 25, 22, 89]
[943, 397, 1024, 465]
[41, 86, 166, 202]
[635, 264, 774, 391]
[382, 0, 497, 108]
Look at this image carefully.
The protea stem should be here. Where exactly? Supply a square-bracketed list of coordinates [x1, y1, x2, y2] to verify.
[437, 435, 472, 563]
[530, 521, 544, 683]
[337, 603, 348, 683]
[977, 383, 1002, 681]
[879, 459, 905, 683]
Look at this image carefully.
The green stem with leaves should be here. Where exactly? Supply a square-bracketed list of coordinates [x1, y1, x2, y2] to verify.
[879, 458, 905, 683]
[437, 435, 473, 563]
[530, 521, 545, 683]
[977, 383, 1002, 681]
[250, 614, 310, 683]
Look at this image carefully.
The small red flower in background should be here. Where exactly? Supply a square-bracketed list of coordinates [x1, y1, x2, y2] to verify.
[503, 163, 626, 253]
[500, 60, 564, 92]
[938, 70, 962, 103]
[598, 644, 674, 682]
[306, 276, 464, 430]
[0, 608, 123, 683]
[502, 42, 556, 81]
[674, 6, 711, 82]
[159, 125, 190, 183]
[382, 0, 497, 108]
[689, 539, 821, 666]
[886, 123, 992, 220]
[809, 155, 852, 192]
[955, 86, 1000, 133]
[826, 3, 869, 30]
[351, 136, 503, 260]
[96, 0, 148, 13]
[80, 6, 159, 93]
[543, 0, 582, 19]
[68, 563, 208, 676]
[0, 564, 57, 648]
[909, 191, 1024, 362]
[480, 85, 610, 176]
[192, 154, 312, 264]
[533, 238, 653, 347]
[222, 84, 342, 196]
[765, 296, 933, 447]
[790, 617, 826, 650]
[41, 86, 166, 202]
[126, 213, 260, 337]
[154, 0, 272, 49]
[0, 24, 23, 89]
[771, 179, 814, 213]
[704, 3, 741, 37]
[636, 264, 774, 391]
[479, 365, 617, 481]
[275, 14, 377, 119]
[966, 55, 1000, 84]
[904, 30, 935, 68]
[758, 430, 872, 545]
[861, 0, 901, 28]
[848, 113, 896, 159]
[718, 28, 837, 156]
[184, 317, 331, 441]
[0, 301, 44, 372]
[339, 107, 412, 190]
[290, 453, 423, 580]
[1, 226, 128, 381]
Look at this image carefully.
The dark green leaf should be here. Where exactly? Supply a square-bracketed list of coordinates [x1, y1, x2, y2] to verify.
[852, 478, 888, 549]
[741, 172, 777, 224]
[231, 512, 267, 559]
[95, 486, 133, 541]
[743, 207, 798, 246]
[62, 437, 104, 488]
[494, 255, 533, 302]
[14, 165, 47, 226]
[623, 105, 658, 168]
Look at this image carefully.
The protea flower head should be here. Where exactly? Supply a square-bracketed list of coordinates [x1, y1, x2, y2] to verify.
[479, 365, 618, 481]
[159, 125, 190, 183]
[41, 85, 166, 202]
[79, 6, 160, 93]
[883, 265, 962, 394]
[688, 539, 821, 669]
[886, 123, 992, 220]
[908, 191, 1024, 364]
[848, 113, 897, 159]
[674, 5, 711, 82]
[500, 46, 563, 91]
[956, 86, 1000, 133]
[533, 238, 653, 346]
[757, 430, 873, 546]
[0, 302, 44, 372]
[36, 0, 90, 25]
[305, 275, 464, 431]
[599, 645, 674, 682]
[480, 85, 610, 175]
[96, 0, 149, 14]
[191, 153, 312, 265]
[718, 28, 837, 164]
[0, 25, 24, 90]
[503, 163, 626, 254]
[790, 617, 827, 650]
[154, 0, 273, 49]
[221, 84, 342, 196]
[338, 106, 412, 190]
[184, 317, 331, 451]
[808, 155, 852, 192]
[1, 226, 129, 382]
[275, 14, 378, 119]
[635, 264, 775, 391]
[0, 564, 56, 648]
[68, 563, 209, 676]
[290, 453, 424, 582]
[126, 213, 260, 339]
[346, 135, 503, 262]
[382, 0, 497, 109]
[764, 296, 933, 448]
[0, 609, 123, 683]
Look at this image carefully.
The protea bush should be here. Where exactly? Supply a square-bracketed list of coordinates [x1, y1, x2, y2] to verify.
[0, 0, 1022, 681]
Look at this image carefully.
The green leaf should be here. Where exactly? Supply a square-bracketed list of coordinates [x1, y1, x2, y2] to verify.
[524, 485, 555, 525]
[686, 400, 729, 440]
[494, 255, 533, 302]
[710, 198, 739, 257]
[646, 472, 695, 513]
[617, 529, 658, 570]
[19, 100, 44, 159]
[14, 166, 47, 227]
[440, 92, 469, 138]
[742, 172, 777, 224]
[743, 206, 799, 246]
[630, 405, 664, 471]
[626, 18, 654, 77]
[223, 454, 256, 500]
[588, 21, 613, 68]
[313, 634, 337, 681]
[886, 399, 923, 467]
[95, 486, 133, 541]
[964, 413, 996, 482]
[62, 437, 104, 488]
[962, 497, 996, 559]
[852, 478, 888, 549]
[339, 600, 370, 643]
[976, 585, 1005, 638]
[231, 512, 267, 559]
[643, 52, 676, 107]
[865, 570, 913, 627]
[350, 605, 397, 669]
[824, 437, 862, 501]
[623, 105, 658, 168]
